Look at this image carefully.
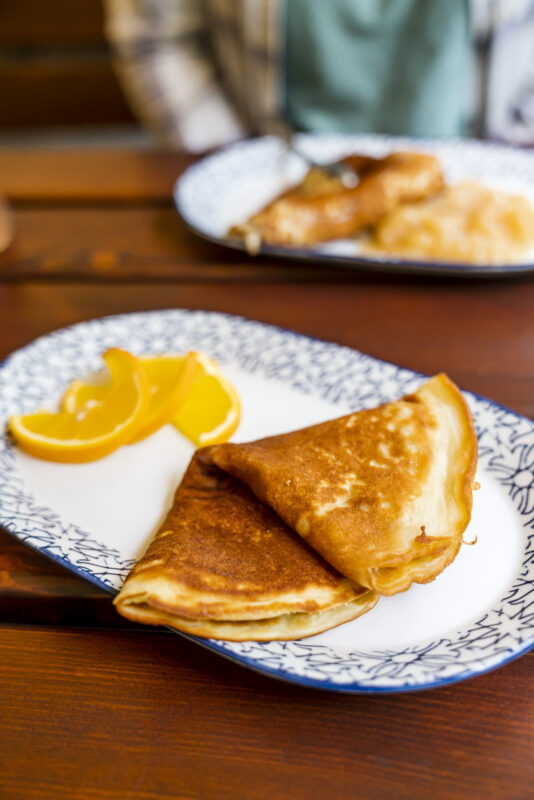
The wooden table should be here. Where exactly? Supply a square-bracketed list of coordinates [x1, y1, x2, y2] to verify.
[1, 148, 533, 800]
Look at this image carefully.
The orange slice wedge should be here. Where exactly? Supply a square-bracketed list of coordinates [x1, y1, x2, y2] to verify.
[128, 352, 198, 443]
[9, 348, 150, 462]
[172, 351, 240, 446]
[63, 351, 199, 444]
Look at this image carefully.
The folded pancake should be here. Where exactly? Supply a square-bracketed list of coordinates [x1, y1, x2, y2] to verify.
[229, 151, 444, 247]
[114, 448, 378, 641]
[211, 374, 477, 595]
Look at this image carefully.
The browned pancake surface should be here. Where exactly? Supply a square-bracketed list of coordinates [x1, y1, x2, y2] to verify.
[231, 152, 445, 246]
[118, 448, 365, 622]
[115, 374, 476, 640]
[214, 398, 432, 549]
[214, 400, 434, 560]
[212, 374, 477, 594]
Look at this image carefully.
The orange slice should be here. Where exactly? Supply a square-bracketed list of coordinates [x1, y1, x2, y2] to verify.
[63, 351, 199, 444]
[172, 351, 240, 446]
[129, 352, 199, 443]
[9, 349, 150, 462]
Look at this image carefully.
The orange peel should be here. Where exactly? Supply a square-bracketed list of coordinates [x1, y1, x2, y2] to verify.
[9, 348, 150, 462]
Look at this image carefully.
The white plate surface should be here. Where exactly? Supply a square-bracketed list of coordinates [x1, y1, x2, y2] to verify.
[0, 310, 533, 692]
[174, 133, 534, 277]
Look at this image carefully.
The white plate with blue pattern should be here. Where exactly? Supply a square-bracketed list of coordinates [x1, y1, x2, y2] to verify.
[174, 133, 534, 278]
[0, 309, 533, 693]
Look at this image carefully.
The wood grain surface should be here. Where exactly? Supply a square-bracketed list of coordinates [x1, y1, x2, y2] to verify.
[0, 55, 133, 128]
[0, 147, 533, 800]
[0, 0, 134, 127]
[1, 625, 533, 800]
[0, 281, 531, 416]
[0, 0, 104, 47]
[5, 206, 534, 286]
[0, 207, 349, 282]
[0, 150, 191, 202]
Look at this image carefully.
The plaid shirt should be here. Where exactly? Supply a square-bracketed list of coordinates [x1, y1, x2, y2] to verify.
[105, 0, 534, 151]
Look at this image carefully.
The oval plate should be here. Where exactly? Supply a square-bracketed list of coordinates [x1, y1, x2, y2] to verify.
[0, 309, 533, 692]
[174, 133, 534, 278]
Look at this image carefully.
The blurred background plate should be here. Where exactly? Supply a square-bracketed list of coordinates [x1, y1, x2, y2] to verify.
[174, 133, 534, 278]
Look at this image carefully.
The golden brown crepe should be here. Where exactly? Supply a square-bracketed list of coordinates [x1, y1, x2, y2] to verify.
[229, 151, 444, 247]
[114, 448, 378, 641]
[116, 373, 477, 640]
[211, 374, 478, 595]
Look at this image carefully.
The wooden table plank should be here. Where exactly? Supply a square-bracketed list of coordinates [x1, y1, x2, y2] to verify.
[0, 151, 192, 203]
[0, 206, 360, 282]
[0, 56, 133, 128]
[0, 0, 105, 46]
[0, 281, 532, 417]
[1, 625, 533, 800]
[6, 206, 534, 284]
[0, 529, 134, 627]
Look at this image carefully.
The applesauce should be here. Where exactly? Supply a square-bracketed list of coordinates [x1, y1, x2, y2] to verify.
[365, 181, 534, 264]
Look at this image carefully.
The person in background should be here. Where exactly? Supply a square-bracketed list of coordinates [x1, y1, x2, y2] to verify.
[104, 0, 534, 152]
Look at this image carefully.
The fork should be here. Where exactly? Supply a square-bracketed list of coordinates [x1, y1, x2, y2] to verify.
[284, 139, 359, 188]
[273, 123, 359, 188]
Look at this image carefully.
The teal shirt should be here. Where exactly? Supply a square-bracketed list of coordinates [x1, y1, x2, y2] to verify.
[285, 0, 471, 138]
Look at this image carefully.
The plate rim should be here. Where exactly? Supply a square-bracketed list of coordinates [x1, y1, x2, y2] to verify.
[1, 307, 533, 694]
[174, 133, 534, 279]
